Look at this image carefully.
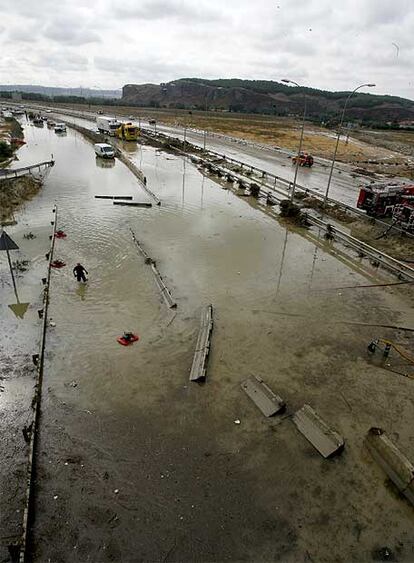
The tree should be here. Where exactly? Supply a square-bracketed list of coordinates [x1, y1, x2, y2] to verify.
[0, 141, 13, 161]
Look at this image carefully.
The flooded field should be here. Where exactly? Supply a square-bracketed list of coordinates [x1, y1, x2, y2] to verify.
[1, 118, 414, 562]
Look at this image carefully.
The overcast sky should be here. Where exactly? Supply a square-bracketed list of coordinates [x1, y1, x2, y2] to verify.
[0, 0, 413, 99]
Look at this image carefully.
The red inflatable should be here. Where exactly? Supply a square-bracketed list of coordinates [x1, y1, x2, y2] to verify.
[117, 333, 139, 346]
[55, 230, 67, 239]
[51, 260, 66, 269]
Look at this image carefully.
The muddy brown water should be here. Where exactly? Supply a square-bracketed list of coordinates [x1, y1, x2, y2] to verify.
[1, 119, 414, 562]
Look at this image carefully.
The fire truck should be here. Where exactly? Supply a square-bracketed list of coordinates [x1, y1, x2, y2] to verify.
[292, 152, 314, 167]
[357, 182, 414, 231]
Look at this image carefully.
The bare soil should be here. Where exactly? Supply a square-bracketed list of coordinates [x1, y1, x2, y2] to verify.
[0, 176, 42, 223]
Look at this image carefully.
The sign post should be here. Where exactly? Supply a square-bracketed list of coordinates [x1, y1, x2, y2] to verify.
[0, 231, 30, 318]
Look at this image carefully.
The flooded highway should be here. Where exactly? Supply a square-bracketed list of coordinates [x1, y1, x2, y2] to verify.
[1, 117, 414, 562]
[35, 105, 370, 208]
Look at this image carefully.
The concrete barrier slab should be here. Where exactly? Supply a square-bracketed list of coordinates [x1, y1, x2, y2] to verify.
[293, 404, 345, 458]
[241, 375, 285, 417]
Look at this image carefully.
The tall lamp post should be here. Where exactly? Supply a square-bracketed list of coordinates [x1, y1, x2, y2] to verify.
[323, 83, 375, 207]
[282, 79, 307, 201]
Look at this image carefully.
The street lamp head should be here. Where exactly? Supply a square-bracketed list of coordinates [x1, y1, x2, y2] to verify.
[367, 83, 376, 87]
[281, 79, 291, 84]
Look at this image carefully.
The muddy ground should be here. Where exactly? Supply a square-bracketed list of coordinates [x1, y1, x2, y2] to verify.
[0, 176, 43, 223]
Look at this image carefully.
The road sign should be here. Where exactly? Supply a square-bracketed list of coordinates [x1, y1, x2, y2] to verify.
[0, 231, 19, 251]
[1, 230, 29, 317]
[8, 302, 29, 319]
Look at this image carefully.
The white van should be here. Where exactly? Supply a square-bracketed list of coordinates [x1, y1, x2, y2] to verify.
[54, 123, 66, 133]
[94, 143, 115, 159]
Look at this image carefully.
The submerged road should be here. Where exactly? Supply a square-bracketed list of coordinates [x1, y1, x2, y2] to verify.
[28, 104, 375, 208]
[1, 116, 414, 562]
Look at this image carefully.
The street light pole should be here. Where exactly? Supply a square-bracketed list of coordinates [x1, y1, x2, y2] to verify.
[323, 83, 375, 207]
[282, 79, 306, 202]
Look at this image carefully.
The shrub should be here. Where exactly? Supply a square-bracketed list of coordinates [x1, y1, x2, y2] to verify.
[0, 141, 13, 160]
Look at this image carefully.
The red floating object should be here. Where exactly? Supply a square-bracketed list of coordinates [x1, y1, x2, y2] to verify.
[117, 334, 139, 346]
[51, 260, 66, 269]
[55, 230, 67, 239]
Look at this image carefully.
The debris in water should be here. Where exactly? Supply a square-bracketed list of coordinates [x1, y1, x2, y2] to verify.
[234, 419, 241, 425]
[293, 404, 345, 458]
[51, 259, 66, 269]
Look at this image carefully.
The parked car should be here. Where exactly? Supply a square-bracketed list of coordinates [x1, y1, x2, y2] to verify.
[94, 143, 115, 159]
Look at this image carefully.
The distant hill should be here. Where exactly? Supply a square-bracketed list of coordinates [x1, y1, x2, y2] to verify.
[122, 78, 414, 124]
[0, 85, 121, 99]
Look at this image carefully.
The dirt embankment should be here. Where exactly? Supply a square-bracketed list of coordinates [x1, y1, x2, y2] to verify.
[0, 117, 24, 165]
[0, 175, 42, 223]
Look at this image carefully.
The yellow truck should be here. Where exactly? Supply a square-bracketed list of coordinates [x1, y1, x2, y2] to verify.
[116, 122, 139, 141]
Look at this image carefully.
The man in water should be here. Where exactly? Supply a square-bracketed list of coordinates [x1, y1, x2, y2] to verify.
[73, 263, 88, 283]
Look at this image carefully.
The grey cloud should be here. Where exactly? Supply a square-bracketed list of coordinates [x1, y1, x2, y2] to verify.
[8, 25, 39, 43]
[43, 20, 101, 45]
[362, 0, 413, 25]
[37, 51, 89, 71]
[114, 0, 221, 22]
[94, 55, 193, 82]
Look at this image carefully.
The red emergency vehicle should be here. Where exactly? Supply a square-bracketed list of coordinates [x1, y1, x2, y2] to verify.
[357, 182, 414, 231]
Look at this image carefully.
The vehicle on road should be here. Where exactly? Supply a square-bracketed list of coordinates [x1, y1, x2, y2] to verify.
[94, 143, 115, 159]
[357, 181, 414, 231]
[148, 119, 156, 125]
[292, 152, 314, 167]
[96, 116, 121, 136]
[54, 123, 66, 133]
[116, 122, 139, 141]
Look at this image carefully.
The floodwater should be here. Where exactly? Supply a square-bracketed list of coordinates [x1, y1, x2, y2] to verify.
[37, 105, 366, 207]
[1, 118, 414, 562]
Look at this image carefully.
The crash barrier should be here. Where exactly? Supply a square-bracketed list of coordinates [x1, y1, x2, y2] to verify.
[0, 160, 55, 181]
[130, 229, 176, 308]
[307, 215, 414, 282]
[141, 127, 413, 238]
[189, 304, 213, 382]
[19, 206, 58, 563]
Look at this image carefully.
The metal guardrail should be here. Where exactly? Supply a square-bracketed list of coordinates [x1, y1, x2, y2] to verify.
[19, 206, 58, 562]
[142, 128, 414, 239]
[306, 215, 414, 281]
[0, 160, 55, 181]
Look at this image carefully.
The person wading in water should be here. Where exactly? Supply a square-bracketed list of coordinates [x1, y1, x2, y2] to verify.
[73, 263, 88, 283]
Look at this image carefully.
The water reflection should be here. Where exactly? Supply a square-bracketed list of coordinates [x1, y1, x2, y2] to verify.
[76, 282, 88, 301]
[275, 228, 288, 297]
[181, 158, 186, 206]
[95, 157, 115, 169]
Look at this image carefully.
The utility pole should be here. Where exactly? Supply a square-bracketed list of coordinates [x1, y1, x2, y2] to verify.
[323, 83, 375, 208]
[281, 79, 307, 202]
